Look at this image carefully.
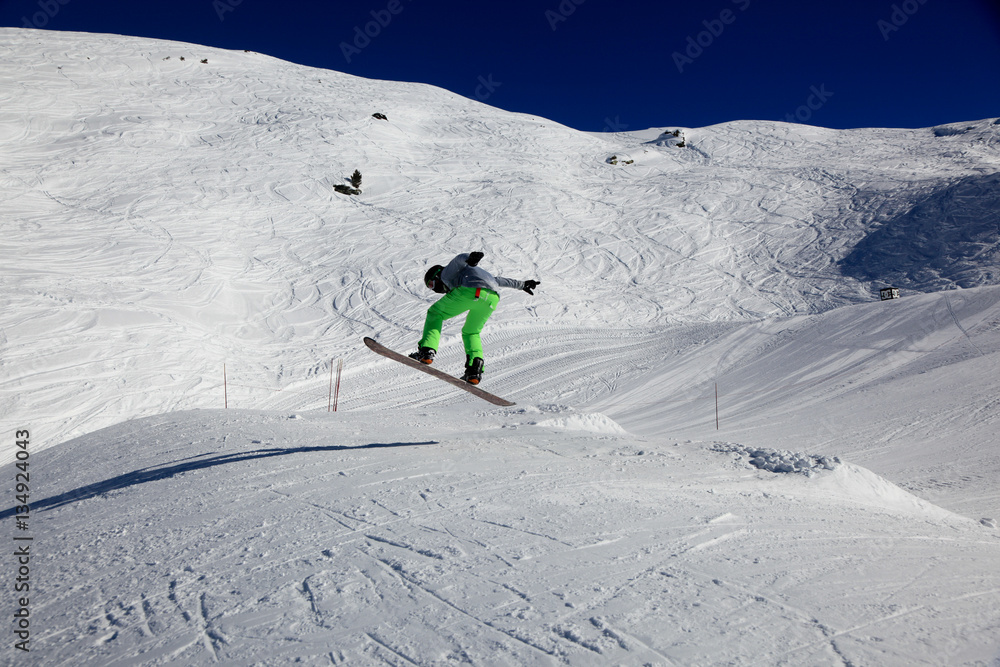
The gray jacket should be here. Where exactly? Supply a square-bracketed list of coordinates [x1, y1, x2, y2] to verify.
[440, 254, 524, 293]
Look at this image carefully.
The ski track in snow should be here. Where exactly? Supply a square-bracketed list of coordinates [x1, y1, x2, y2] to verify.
[1, 29, 999, 666]
[13, 409, 1000, 666]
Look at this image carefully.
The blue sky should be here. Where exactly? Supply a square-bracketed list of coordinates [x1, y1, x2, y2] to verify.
[3, 0, 999, 132]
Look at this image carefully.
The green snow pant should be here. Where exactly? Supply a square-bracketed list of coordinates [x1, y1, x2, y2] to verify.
[419, 287, 499, 363]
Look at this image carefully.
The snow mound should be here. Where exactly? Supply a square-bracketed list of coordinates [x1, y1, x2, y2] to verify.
[648, 128, 686, 147]
[713, 443, 840, 477]
[816, 463, 965, 520]
[713, 444, 965, 520]
[534, 411, 629, 435]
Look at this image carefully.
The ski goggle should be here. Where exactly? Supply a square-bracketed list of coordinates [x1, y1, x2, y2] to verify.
[425, 267, 444, 290]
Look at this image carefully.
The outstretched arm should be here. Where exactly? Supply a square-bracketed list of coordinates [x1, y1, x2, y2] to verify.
[495, 277, 540, 294]
[462, 252, 539, 294]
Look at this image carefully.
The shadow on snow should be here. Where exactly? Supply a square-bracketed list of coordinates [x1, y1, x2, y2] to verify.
[1, 441, 438, 519]
[840, 173, 1000, 292]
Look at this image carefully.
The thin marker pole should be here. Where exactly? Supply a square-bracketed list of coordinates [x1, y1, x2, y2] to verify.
[333, 359, 343, 412]
[224, 364, 228, 409]
[715, 382, 719, 430]
[328, 359, 334, 412]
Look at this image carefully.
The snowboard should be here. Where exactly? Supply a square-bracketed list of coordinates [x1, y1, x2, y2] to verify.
[363, 337, 515, 407]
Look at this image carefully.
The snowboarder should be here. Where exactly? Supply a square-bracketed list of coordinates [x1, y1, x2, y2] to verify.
[410, 252, 539, 385]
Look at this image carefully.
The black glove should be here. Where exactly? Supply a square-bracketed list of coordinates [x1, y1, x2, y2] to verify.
[523, 280, 539, 295]
[467, 251, 484, 267]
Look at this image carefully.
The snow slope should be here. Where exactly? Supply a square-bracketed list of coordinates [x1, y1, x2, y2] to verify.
[1, 29, 999, 665]
[2, 29, 999, 451]
[596, 286, 1000, 520]
[4, 407, 998, 666]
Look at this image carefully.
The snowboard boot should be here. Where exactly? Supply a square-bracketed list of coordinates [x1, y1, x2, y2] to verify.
[408, 347, 436, 364]
[462, 356, 485, 385]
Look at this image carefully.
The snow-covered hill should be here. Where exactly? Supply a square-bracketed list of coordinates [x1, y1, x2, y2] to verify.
[1, 29, 998, 665]
[3, 29, 999, 451]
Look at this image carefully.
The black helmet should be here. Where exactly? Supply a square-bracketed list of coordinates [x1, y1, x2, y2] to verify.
[424, 265, 447, 293]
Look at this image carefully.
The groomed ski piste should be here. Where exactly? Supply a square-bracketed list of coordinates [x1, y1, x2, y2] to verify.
[1, 29, 999, 665]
